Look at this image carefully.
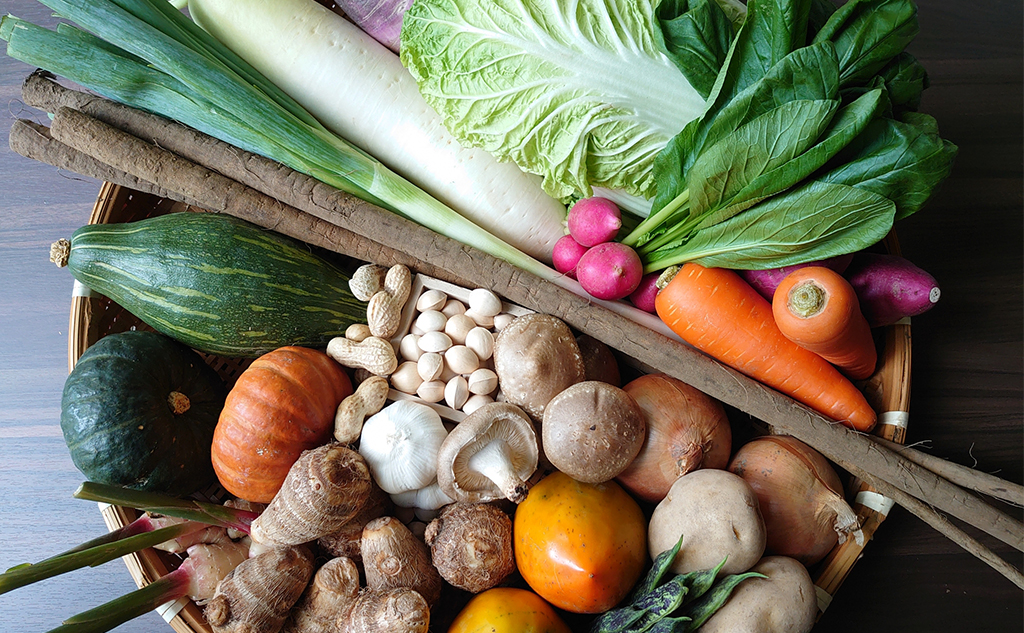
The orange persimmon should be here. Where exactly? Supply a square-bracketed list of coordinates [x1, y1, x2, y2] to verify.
[772, 266, 877, 380]
[447, 587, 572, 633]
[513, 471, 648, 614]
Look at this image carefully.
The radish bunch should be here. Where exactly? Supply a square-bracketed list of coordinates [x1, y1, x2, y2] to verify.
[554, 198, 647, 305]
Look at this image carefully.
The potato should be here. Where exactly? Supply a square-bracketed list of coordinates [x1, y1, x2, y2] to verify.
[647, 469, 766, 576]
[697, 556, 818, 633]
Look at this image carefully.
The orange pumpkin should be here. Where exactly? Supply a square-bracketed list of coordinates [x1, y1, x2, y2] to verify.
[447, 587, 571, 633]
[513, 471, 648, 614]
[211, 346, 352, 503]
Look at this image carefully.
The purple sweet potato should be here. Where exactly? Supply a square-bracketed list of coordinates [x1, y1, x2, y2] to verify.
[738, 254, 855, 301]
[843, 253, 941, 327]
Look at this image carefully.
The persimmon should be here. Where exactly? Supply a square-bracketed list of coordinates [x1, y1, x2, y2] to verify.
[513, 471, 648, 613]
[447, 587, 571, 633]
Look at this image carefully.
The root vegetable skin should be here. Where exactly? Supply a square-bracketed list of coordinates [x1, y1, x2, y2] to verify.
[772, 266, 877, 380]
[648, 469, 766, 577]
[738, 254, 855, 301]
[205, 545, 315, 633]
[655, 263, 877, 432]
[615, 374, 732, 503]
[728, 435, 863, 566]
[576, 242, 643, 301]
[347, 587, 430, 633]
[567, 197, 622, 247]
[843, 252, 941, 327]
[330, 0, 412, 53]
[361, 516, 443, 605]
[628, 271, 661, 313]
[424, 503, 515, 593]
[250, 443, 373, 548]
[282, 556, 361, 633]
[317, 481, 393, 563]
[696, 556, 818, 633]
[552, 234, 588, 279]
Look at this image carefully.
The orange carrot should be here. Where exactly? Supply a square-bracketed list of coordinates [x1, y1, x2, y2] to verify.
[655, 263, 877, 432]
[773, 267, 877, 380]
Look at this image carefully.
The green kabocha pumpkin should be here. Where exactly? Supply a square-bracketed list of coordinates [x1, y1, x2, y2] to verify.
[61, 330, 228, 496]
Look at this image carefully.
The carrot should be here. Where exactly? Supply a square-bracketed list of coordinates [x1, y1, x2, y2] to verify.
[773, 267, 878, 380]
[655, 264, 877, 432]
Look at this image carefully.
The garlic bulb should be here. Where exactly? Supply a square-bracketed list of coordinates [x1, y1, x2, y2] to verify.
[358, 401, 449, 494]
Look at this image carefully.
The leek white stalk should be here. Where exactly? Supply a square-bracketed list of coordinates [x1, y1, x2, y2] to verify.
[187, 0, 569, 263]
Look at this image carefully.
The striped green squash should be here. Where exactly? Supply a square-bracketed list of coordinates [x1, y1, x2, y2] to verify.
[65, 212, 365, 357]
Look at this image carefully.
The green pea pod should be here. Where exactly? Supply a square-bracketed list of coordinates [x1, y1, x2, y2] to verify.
[674, 557, 728, 606]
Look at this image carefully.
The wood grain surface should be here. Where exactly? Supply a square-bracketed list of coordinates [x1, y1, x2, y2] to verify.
[1, 2, 1020, 632]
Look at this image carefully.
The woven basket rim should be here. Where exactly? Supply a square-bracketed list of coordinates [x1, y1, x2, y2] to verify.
[69, 181, 913, 632]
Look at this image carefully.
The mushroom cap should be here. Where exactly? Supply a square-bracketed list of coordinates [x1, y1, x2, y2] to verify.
[436, 402, 539, 503]
[541, 381, 646, 483]
[492, 313, 586, 420]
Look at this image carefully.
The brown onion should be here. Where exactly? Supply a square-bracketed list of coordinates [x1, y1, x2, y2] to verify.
[728, 435, 864, 566]
[615, 374, 732, 503]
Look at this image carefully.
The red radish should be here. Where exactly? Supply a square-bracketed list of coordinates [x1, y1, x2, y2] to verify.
[567, 197, 623, 247]
[628, 271, 661, 313]
[738, 254, 855, 301]
[576, 242, 643, 301]
[330, 0, 413, 54]
[552, 234, 589, 279]
[843, 253, 941, 327]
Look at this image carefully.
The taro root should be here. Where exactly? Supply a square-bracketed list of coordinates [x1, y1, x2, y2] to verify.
[282, 556, 361, 633]
[317, 480, 393, 563]
[541, 381, 646, 483]
[424, 503, 515, 593]
[249, 443, 373, 548]
[205, 545, 315, 633]
[492, 313, 585, 421]
[436, 402, 539, 503]
[347, 587, 430, 633]
[362, 516, 443, 606]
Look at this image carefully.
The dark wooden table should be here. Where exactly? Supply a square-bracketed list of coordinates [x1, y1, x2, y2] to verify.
[1, 2, 1021, 632]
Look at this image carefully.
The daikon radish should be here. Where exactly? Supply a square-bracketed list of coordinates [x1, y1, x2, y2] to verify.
[187, 0, 567, 263]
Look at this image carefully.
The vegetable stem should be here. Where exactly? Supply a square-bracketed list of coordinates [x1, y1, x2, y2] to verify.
[621, 189, 690, 247]
[73, 482, 257, 534]
[45, 566, 191, 633]
[0, 519, 205, 596]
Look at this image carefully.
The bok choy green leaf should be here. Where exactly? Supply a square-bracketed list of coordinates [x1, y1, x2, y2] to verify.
[621, 0, 956, 272]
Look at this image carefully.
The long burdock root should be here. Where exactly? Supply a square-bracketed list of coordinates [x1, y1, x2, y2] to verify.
[251, 444, 373, 548]
[347, 587, 430, 633]
[282, 557, 361, 633]
[205, 546, 315, 633]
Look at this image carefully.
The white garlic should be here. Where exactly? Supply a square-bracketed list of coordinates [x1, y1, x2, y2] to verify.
[444, 313, 476, 345]
[465, 327, 494, 361]
[414, 309, 447, 333]
[445, 345, 480, 375]
[441, 299, 467, 318]
[416, 289, 448, 313]
[417, 331, 452, 353]
[462, 393, 494, 415]
[468, 288, 503, 317]
[390, 361, 423, 394]
[417, 352, 444, 382]
[444, 375, 470, 410]
[467, 368, 498, 395]
[399, 334, 423, 362]
[417, 380, 446, 403]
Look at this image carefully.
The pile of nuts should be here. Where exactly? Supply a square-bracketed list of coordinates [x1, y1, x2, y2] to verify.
[391, 285, 512, 415]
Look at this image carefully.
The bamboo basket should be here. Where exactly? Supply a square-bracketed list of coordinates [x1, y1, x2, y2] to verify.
[68, 181, 913, 632]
